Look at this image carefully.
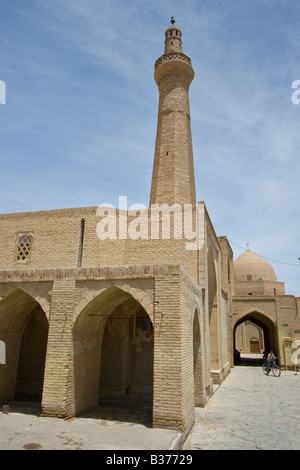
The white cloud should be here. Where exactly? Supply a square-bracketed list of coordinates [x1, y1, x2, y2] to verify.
[1, 0, 299, 294]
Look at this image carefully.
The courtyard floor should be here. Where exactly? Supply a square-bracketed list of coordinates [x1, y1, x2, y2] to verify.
[0, 364, 299, 450]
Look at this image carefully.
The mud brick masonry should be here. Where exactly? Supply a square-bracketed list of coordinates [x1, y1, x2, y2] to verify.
[0, 19, 299, 437]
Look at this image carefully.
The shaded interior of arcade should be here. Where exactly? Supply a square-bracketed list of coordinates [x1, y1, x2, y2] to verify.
[73, 287, 154, 417]
[0, 289, 48, 405]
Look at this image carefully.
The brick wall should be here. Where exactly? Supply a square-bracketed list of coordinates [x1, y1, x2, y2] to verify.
[0, 205, 202, 283]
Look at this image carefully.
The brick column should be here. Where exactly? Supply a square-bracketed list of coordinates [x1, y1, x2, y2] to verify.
[41, 278, 76, 418]
[152, 268, 194, 432]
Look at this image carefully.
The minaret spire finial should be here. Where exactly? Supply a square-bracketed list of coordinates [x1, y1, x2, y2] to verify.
[170, 16, 175, 25]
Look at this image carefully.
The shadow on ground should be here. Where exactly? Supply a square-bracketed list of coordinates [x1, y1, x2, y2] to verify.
[3, 400, 152, 427]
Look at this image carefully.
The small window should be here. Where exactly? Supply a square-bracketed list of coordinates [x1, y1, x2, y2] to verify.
[16, 232, 33, 262]
[247, 274, 252, 282]
[0, 340, 6, 364]
[77, 219, 85, 267]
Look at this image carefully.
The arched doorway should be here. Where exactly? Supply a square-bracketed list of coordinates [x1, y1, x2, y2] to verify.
[193, 308, 205, 406]
[235, 320, 265, 354]
[0, 289, 48, 405]
[233, 312, 279, 364]
[207, 246, 219, 371]
[73, 287, 154, 418]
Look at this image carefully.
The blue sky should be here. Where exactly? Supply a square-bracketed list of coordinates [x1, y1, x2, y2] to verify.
[1, 0, 300, 295]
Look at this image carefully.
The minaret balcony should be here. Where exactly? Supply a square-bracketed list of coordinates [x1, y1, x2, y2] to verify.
[155, 52, 192, 70]
[154, 52, 194, 88]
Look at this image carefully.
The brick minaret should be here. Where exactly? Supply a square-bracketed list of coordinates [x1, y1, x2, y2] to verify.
[150, 18, 196, 206]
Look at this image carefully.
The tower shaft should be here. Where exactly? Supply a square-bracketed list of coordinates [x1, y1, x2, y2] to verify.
[150, 22, 196, 206]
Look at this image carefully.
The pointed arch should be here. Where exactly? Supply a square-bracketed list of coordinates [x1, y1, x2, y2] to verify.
[193, 305, 205, 406]
[0, 285, 51, 320]
[233, 311, 279, 358]
[73, 285, 154, 417]
[0, 288, 47, 332]
[207, 246, 219, 371]
[74, 282, 153, 327]
[0, 288, 48, 404]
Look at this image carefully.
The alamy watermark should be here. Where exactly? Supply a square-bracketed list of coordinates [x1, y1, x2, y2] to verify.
[0, 80, 6, 104]
[96, 196, 203, 251]
[291, 80, 300, 104]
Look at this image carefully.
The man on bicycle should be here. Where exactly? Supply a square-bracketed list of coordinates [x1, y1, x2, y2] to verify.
[266, 351, 276, 374]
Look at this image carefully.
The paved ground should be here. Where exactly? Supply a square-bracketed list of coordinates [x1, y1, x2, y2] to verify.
[0, 403, 180, 450]
[184, 365, 300, 450]
[1, 365, 299, 450]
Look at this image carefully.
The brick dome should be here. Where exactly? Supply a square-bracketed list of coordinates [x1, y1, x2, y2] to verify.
[234, 250, 277, 283]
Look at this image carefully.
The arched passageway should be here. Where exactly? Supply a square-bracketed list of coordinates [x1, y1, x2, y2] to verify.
[235, 320, 265, 354]
[73, 287, 154, 417]
[193, 308, 205, 406]
[233, 312, 279, 363]
[207, 247, 219, 370]
[0, 289, 48, 404]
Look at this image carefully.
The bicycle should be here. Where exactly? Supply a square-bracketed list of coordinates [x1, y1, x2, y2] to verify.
[262, 361, 281, 377]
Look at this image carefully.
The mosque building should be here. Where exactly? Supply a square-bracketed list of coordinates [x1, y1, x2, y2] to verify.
[0, 19, 299, 436]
